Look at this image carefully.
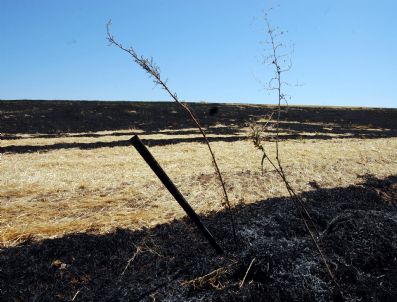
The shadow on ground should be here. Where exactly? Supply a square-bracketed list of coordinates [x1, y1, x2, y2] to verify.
[1, 174, 396, 301]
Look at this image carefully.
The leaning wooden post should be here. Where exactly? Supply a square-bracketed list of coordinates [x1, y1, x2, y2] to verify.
[130, 135, 224, 254]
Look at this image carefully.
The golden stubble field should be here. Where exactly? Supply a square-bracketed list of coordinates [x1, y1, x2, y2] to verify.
[1, 101, 397, 247]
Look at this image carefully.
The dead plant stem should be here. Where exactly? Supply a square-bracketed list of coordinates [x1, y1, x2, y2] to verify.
[106, 21, 237, 245]
[261, 16, 342, 294]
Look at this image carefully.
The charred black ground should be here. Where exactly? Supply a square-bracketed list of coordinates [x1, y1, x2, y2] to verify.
[1, 101, 397, 301]
[1, 100, 397, 137]
[1, 174, 396, 301]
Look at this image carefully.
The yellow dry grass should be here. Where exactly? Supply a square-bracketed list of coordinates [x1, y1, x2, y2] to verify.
[1, 127, 397, 247]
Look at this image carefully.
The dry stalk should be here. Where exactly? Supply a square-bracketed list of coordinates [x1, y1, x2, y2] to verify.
[71, 289, 81, 301]
[119, 245, 143, 279]
[239, 257, 256, 289]
[106, 20, 237, 245]
[250, 13, 343, 295]
[181, 265, 232, 290]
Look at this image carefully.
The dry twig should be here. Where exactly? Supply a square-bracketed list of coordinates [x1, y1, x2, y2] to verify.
[71, 289, 81, 301]
[250, 12, 343, 296]
[181, 265, 232, 290]
[106, 21, 237, 245]
[239, 257, 256, 289]
[119, 245, 143, 279]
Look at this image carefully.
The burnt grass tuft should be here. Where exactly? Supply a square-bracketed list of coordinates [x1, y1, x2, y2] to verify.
[1, 174, 396, 301]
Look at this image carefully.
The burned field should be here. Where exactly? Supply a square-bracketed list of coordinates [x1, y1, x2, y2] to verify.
[1, 100, 397, 301]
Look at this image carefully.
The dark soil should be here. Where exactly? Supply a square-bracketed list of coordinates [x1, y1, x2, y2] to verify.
[1, 174, 396, 301]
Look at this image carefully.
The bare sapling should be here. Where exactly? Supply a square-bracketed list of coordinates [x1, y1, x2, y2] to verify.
[250, 13, 344, 296]
[106, 20, 237, 245]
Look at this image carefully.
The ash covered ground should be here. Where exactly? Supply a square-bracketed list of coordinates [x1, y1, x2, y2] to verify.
[1, 174, 396, 301]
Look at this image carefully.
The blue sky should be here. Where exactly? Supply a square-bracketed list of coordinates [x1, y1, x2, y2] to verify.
[1, 0, 396, 108]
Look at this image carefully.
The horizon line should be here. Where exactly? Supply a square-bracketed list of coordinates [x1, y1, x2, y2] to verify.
[1, 99, 396, 110]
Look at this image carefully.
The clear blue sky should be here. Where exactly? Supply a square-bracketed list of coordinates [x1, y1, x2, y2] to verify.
[1, 0, 396, 108]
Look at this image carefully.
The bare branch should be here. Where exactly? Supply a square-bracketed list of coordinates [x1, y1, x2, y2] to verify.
[249, 12, 343, 296]
[106, 20, 238, 245]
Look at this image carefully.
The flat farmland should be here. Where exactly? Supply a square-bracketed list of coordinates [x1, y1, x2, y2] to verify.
[1, 100, 397, 301]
